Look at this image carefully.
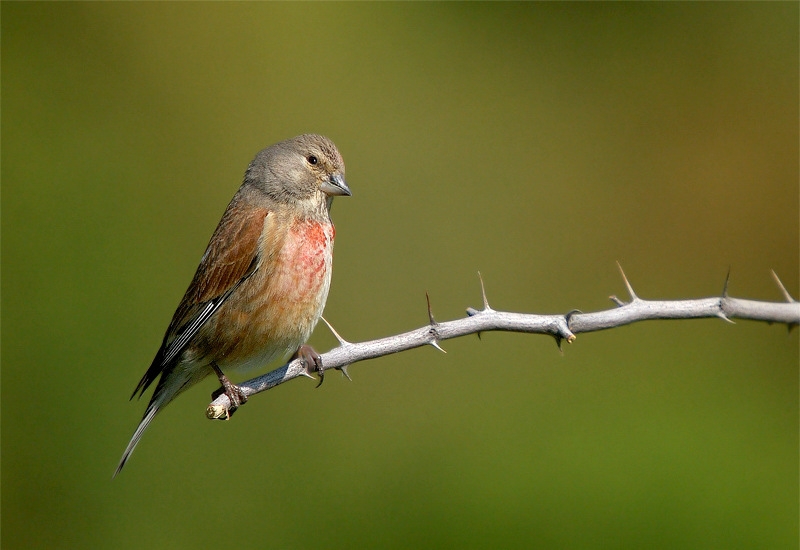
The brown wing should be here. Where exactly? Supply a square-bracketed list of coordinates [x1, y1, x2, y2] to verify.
[131, 198, 270, 399]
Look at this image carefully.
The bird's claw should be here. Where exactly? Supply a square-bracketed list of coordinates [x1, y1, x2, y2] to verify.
[210, 362, 247, 417]
[294, 344, 324, 388]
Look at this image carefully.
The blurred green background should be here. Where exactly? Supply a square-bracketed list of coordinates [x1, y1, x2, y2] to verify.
[2, 3, 797, 549]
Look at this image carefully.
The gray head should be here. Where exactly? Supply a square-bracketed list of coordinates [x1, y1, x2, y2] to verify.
[244, 134, 350, 204]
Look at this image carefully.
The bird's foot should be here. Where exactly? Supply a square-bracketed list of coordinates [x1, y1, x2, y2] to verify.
[293, 344, 324, 388]
[210, 363, 247, 418]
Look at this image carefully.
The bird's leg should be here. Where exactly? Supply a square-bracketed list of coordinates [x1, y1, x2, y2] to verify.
[210, 362, 248, 416]
[293, 344, 324, 388]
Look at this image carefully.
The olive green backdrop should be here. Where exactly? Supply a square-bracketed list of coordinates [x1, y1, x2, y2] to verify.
[3, 3, 798, 549]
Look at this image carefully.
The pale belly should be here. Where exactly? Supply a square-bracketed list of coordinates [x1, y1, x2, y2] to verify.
[209, 219, 335, 371]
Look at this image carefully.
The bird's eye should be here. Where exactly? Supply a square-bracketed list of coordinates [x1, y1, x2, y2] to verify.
[307, 155, 318, 165]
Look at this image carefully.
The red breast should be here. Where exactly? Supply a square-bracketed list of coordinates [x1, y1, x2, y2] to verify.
[201, 216, 335, 370]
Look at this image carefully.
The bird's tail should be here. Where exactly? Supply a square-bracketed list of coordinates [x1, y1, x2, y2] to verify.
[114, 404, 159, 477]
[114, 368, 190, 477]
[114, 363, 208, 477]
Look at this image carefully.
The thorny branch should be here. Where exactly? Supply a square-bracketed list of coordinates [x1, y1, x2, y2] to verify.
[206, 265, 799, 420]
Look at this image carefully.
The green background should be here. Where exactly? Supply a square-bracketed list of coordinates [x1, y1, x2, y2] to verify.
[3, 3, 798, 548]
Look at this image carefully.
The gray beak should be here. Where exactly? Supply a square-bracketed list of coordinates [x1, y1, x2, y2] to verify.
[321, 173, 351, 197]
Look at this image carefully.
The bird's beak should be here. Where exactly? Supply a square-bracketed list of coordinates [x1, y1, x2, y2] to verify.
[321, 174, 351, 197]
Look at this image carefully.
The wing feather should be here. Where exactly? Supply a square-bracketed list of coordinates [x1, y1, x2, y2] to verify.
[131, 198, 270, 399]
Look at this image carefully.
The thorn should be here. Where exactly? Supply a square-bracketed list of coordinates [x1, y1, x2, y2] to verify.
[771, 270, 796, 303]
[477, 271, 492, 311]
[337, 365, 353, 381]
[716, 311, 735, 324]
[430, 340, 447, 353]
[426, 292, 437, 326]
[554, 334, 563, 353]
[300, 369, 315, 380]
[609, 295, 626, 307]
[425, 295, 445, 352]
[721, 267, 731, 298]
[616, 262, 638, 300]
[321, 316, 350, 345]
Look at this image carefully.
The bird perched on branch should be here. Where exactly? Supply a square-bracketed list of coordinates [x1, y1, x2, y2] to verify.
[115, 134, 351, 476]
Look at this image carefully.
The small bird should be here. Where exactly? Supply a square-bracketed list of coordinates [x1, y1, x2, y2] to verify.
[115, 134, 351, 476]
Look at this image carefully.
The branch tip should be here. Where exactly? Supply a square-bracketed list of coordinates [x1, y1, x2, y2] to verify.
[609, 295, 626, 307]
[206, 403, 230, 420]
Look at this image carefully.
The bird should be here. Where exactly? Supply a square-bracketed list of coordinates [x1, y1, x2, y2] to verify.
[115, 134, 351, 476]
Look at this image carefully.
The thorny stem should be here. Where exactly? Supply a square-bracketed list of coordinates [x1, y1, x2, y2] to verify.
[206, 268, 799, 420]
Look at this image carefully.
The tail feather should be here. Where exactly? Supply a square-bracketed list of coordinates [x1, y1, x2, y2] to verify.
[115, 364, 202, 477]
[114, 405, 159, 477]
